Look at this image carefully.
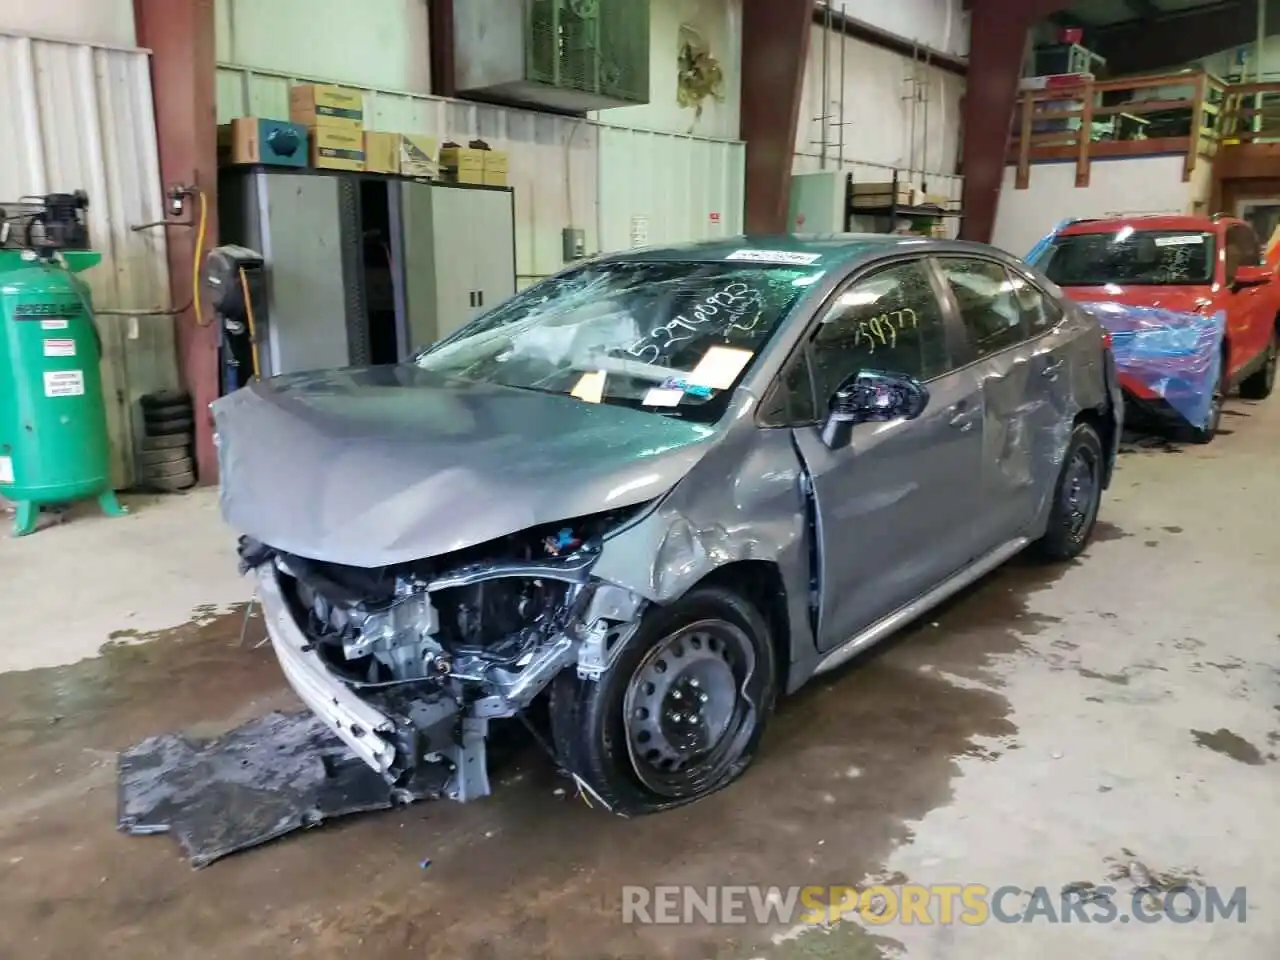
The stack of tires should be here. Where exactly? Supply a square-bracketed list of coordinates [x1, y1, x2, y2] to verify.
[138, 390, 196, 492]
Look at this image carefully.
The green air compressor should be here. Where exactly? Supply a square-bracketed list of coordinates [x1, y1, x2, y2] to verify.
[0, 191, 126, 536]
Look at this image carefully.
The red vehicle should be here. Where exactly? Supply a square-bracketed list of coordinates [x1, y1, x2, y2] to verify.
[1030, 214, 1279, 442]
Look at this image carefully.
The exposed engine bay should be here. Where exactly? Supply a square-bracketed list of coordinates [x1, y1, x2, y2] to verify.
[240, 509, 648, 805]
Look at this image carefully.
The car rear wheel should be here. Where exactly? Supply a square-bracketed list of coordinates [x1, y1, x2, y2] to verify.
[1033, 421, 1104, 562]
[549, 586, 776, 815]
[1239, 330, 1277, 401]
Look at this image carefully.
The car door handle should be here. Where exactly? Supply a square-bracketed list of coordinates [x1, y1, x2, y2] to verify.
[1042, 358, 1065, 379]
[948, 404, 979, 431]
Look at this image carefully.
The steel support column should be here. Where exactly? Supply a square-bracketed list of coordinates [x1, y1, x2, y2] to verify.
[134, 0, 220, 483]
[428, 0, 457, 98]
[960, 0, 1069, 244]
[741, 1, 813, 234]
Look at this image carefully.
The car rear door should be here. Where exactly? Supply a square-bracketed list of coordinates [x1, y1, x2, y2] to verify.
[932, 255, 1071, 553]
[787, 256, 987, 653]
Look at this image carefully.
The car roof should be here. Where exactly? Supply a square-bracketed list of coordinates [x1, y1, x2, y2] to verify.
[1058, 214, 1230, 236]
[603, 234, 1014, 269]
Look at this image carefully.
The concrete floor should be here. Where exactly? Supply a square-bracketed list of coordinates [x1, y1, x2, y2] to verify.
[1, 400, 1278, 959]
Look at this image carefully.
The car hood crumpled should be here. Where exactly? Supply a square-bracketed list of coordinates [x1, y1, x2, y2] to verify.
[211, 365, 720, 568]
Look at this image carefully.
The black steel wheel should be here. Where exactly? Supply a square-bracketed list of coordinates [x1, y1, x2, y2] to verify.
[549, 585, 776, 815]
[1033, 421, 1104, 562]
[1239, 330, 1277, 401]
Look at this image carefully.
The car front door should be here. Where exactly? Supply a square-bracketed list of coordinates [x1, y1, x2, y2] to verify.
[933, 255, 1067, 552]
[1223, 223, 1272, 378]
[788, 257, 987, 653]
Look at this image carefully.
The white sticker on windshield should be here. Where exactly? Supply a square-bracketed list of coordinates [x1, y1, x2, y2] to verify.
[642, 387, 685, 407]
[725, 249, 822, 265]
[570, 370, 606, 404]
[688, 345, 753, 391]
[1153, 235, 1205, 246]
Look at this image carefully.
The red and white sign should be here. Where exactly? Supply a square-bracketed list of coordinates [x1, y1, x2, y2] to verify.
[43, 338, 76, 358]
[709, 212, 721, 224]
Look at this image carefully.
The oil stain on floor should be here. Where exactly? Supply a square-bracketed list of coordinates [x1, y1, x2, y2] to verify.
[1190, 728, 1267, 766]
[0, 560, 1070, 960]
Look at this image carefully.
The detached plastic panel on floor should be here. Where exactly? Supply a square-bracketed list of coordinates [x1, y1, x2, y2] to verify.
[117, 710, 443, 868]
[1076, 302, 1227, 430]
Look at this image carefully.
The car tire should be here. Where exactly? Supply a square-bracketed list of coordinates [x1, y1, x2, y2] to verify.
[1032, 421, 1104, 563]
[1238, 330, 1277, 401]
[548, 585, 777, 816]
[1181, 352, 1227, 444]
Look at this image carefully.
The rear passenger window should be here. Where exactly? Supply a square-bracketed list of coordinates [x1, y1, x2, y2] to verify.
[1008, 271, 1058, 334]
[808, 260, 950, 401]
[937, 258, 1026, 357]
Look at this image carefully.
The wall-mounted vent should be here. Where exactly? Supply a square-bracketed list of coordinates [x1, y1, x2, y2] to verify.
[455, 0, 651, 113]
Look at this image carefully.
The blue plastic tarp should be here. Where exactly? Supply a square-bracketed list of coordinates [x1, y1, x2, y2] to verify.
[1075, 301, 1227, 429]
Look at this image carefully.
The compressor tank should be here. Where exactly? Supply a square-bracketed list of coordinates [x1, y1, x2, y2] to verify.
[0, 249, 125, 535]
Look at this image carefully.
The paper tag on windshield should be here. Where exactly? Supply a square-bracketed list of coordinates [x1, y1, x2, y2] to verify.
[725, 249, 821, 265]
[642, 387, 684, 407]
[1153, 235, 1205, 246]
[688, 346, 753, 390]
[570, 370, 606, 404]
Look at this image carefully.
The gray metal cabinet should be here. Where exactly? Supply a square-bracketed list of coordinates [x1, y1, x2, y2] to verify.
[391, 182, 516, 353]
[220, 169, 366, 377]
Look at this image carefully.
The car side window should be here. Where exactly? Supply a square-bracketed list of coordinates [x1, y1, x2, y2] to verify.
[758, 351, 818, 426]
[808, 260, 950, 404]
[1230, 225, 1261, 269]
[1008, 270, 1059, 335]
[936, 258, 1026, 357]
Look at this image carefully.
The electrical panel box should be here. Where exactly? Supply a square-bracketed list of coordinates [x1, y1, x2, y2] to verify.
[787, 171, 850, 234]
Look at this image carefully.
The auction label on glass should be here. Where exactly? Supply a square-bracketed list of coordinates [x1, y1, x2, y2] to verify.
[43, 338, 76, 357]
[44, 370, 85, 397]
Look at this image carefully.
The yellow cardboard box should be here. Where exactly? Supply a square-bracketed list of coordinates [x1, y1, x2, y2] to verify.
[482, 149, 509, 187]
[364, 132, 398, 174]
[289, 83, 364, 131]
[311, 126, 365, 171]
[399, 134, 439, 178]
[440, 145, 486, 185]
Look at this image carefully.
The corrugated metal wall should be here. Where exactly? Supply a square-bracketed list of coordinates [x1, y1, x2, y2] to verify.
[0, 32, 175, 489]
[215, 64, 746, 287]
[598, 126, 744, 253]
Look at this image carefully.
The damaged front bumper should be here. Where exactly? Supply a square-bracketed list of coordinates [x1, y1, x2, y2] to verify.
[258, 564, 401, 775]
[252, 548, 645, 804]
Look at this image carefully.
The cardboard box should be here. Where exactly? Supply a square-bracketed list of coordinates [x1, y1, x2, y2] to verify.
[364, 132, 398, 174]
[850, 181, 915, 209]
[219, 117, 309, 167]
[399, 134, 439, 178]
[289, 83, 364, 131]
[311, 126, 365, 171]
[482, 149, 509, 187]
[440, 145, 486, 185]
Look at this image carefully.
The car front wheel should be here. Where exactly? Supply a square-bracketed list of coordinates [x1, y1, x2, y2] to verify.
[1033, 421, 1104, 562]
[549, 585, 777, 815]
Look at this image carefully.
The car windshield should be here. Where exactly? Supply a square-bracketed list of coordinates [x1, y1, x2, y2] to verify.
[1034, 230, 1215, 286]
[414, 260, 818, 423]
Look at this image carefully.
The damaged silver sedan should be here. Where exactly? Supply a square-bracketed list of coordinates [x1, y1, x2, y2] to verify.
[214, 236, 1122, 815]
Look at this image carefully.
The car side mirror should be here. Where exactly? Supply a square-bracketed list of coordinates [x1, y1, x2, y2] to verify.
[1233, 264, 1272, 291]
[820, 370, 930, 450]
